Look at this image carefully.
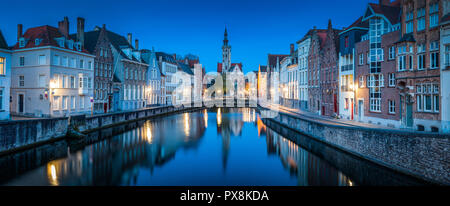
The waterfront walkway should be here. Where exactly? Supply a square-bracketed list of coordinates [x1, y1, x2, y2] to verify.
[263, 104, 416, 132]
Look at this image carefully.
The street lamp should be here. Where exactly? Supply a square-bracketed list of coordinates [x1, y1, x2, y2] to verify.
[49, 80, 56, 117]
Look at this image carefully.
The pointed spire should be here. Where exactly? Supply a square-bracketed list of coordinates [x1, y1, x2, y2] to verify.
[328, 19, 332, 30]
[223, 26, 229, 46]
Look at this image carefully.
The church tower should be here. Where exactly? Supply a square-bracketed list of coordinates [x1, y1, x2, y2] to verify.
[222, 27, 231, 73]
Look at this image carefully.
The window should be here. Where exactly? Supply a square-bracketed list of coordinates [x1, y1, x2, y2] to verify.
[417, 7, 426, 31]
[389, 100, 395, 114]
[38, 55, 46, 65]
[0, 57, 5, 75]
[359, 54, 364, 65]
[446, 45, 450, 67]
[53, 55, 60, 66]
[79, 77, 83, 88]
[398, 56, 406, 71]
[39, 75, 46, 87]
[53, 96, 60, 110]
[389, 46, 395, 60]
[408, 55, 413, 70]
[430, 52, 439, 69]
[19, 75, 24, 87]
[88, 61, 92, 70]
[70, 76, 75, 88]
[405, 11, 414, 33]
[418, 54, 425, 70]
[417, 83, 439, 113]
[388, 73, 395, 87]
[62, 56, 68, 67]
[88, 77, 92, 89]
[19, 38, 26, 48]
[0, 89, 3, 110]
[79, 59, 84, 69]
[62, 75, 67, 88]
[429, 3, 439, 28]
[80, 96, 85, 109]
[19, 56, 25, 66]
[434, 95, 439, 112]
[62, 96, 68, 110]
[71, 96, 76, 110]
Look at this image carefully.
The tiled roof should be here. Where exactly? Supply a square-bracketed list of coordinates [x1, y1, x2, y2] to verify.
[70, 30, 100, 53]
[396, 33, 416, 44]
[367, 2, 401, 24]
[296, 29, 314, 44]
[342, 16, 369, 33]
[12, 25, 89, 54]
[0, 30, 8, 49]
[267, 54, 288, 68]
[217, 62, 242, 73]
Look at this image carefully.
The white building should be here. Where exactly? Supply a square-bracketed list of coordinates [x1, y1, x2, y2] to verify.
[0, 30, 11, 120]
[297, 33, 311, 111]
[11, 18, 94, 117]
[156, 52, 178, 105]
[440, 9, 450, 133]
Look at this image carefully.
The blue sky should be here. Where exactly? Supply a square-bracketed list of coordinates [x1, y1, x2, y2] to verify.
[0, 0, 373, 73]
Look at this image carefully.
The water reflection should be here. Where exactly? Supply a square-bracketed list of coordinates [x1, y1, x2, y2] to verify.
[0, 108, 427, 186]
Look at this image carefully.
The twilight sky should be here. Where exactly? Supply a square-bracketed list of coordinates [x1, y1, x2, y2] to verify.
[0, 0, 374, 73]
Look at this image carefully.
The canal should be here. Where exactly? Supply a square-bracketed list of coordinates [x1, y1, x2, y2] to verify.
[0, 108, 427, 186]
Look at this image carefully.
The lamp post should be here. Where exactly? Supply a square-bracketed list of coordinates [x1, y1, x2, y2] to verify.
[49, 80, 56, 117]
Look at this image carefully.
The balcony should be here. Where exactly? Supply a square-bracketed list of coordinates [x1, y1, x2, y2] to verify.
[340, 64, 354, 72]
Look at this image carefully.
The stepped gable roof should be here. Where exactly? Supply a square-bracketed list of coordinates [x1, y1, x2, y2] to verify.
[267, 54, 288, 68]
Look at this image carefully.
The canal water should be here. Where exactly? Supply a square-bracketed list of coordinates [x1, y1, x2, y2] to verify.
[0, 108, 426, 186]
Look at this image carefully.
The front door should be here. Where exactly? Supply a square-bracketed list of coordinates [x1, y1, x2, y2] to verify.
[358, 100, 363, 120]
[351, 98, 354, 120]
[405, 95, 413, 127]
[18, 94, 24, 113]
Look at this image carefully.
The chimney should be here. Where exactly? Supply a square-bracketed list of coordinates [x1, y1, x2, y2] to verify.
[58, 17, 69, 38]
[127, 33, 132, 45]
[379, 0, 390, 6]
[290, 44, 294, 55]
[135, 39, 139, 50]
[77, 17, 85, 46]
[17, 24, 23, 41]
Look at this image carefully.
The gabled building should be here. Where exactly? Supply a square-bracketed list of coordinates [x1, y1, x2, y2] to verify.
[394, 0, 444, 132]
[156, 52, 177, 105]
[308, 27, 327, 114]
[70, 23, 115, 113]
[338, 17, 368, 120]
[257, 64, 268, 102]
[355, 0, 402, 128]
[320, 20, 342, 117]
[0, 30, 11, 120]
[11, 17, 95, 117]
[108, 32, 148, 111]
[267, 54, 288, 102]
[280, 44, 299, 108]
[218, 28, 243, 74]
[142, 48, 161, 106]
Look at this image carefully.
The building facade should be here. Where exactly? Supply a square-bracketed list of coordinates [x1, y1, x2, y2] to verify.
[440, 4, 450, 133]
[355, 0, 402, 128]
[395, 0, 443, 132]
[156, 52, 177, 105]
[11, 17, 95, 118]
[308, 28, 327, 114]
[0, 30, 11, 120]
[338, 17, 368, 120]
[142, 48, 161, 106]
[297, 31, 312, 111]
[320, 20, 341, 117]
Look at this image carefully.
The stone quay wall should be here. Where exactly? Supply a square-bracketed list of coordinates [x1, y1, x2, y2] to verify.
[0, 105, 199, 155]
[260, 108, 450, 185]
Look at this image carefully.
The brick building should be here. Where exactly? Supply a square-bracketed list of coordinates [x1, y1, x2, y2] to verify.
[354, 0, 402, 128]
[320, 20, 341, 117]
[308, 27, 327, 114]
[395, 0, 444, 132]
[72, 23, 115, 113]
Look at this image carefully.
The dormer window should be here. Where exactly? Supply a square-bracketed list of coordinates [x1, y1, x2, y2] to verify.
[35, 38, 42, 46]
[55, 37, 65, 47]
[67, 40, 73, 49]
[19, 37, 26, 48]
[75, 42, 82, 51]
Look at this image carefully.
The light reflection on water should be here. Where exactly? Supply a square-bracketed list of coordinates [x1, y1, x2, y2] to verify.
[2, 108, 357, 186]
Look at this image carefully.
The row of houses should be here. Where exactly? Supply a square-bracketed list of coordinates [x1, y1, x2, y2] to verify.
[258, 0, 449, 133]
[0, 17, 204, 120]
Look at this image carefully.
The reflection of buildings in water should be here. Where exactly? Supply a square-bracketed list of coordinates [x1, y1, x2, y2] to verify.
[256, 116, 266, 137]
[215, 108, 253, 171]
[265, 128, 353, 186]
[44, 112, 207, 186]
